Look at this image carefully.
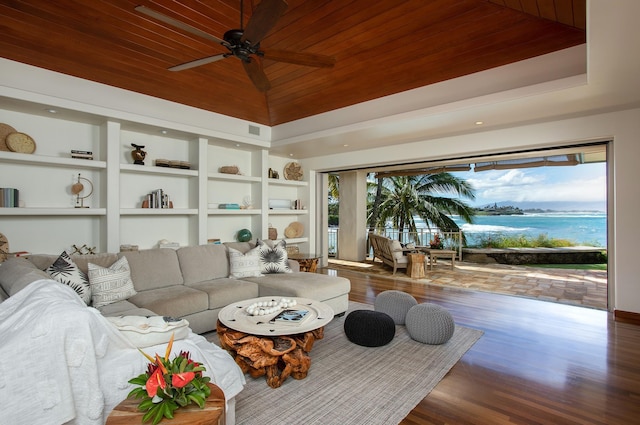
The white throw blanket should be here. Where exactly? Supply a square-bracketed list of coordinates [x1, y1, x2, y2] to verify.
[0, 279, 245, 425]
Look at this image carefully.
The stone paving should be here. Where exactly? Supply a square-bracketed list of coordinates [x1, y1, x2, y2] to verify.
[327, 258, 608, 310]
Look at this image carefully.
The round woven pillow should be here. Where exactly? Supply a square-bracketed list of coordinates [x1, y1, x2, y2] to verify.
[344, 310, 395, 347]
[405, 303, 455, 345]
[374, 290, 418, 325]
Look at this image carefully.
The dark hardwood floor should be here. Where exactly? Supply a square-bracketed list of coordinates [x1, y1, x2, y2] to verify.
[319, 267, 640, 425]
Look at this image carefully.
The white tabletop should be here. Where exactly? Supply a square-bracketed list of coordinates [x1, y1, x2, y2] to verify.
[218, 296, 334, 336]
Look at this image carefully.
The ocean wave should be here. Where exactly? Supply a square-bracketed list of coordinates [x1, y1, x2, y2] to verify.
[523, 212, 606, 218]
[460, 223, 531, 233]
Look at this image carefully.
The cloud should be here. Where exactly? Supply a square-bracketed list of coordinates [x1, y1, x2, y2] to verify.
[457, 165, 606, 205]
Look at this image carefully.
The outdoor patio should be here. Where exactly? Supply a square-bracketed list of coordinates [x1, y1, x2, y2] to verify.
[326, 257, 608, 310]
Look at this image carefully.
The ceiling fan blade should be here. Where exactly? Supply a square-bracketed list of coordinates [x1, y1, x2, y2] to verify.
[135, 5, 225, 45]
[242, 59, 271, 92]
[262, 49, 336, 68]
[169, 54, 227, 71]
[241, 0, 288, 45]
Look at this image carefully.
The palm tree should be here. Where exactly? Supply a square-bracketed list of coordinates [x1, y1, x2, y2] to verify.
[368, 173, 476, 244]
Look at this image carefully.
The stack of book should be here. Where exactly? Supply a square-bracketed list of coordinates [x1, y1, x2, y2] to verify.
[143, 189, 171, 208]
[0, 188, 19, 207]
[71, 150, 93, 160]
[218, 203, 240, 209]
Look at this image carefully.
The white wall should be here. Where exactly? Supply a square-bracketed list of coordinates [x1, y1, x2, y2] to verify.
[304, 108, 640, 314]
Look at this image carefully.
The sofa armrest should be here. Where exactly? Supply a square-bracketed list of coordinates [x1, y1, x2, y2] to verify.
[287, 259, 300, 272]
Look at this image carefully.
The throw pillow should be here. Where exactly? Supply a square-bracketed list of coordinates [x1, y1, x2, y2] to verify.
[45, 251, 91, 305]
[257, 239, 292, 274]
[390, 240, 406, 261]
[228, 246, 264, 278]
[88, 256, 137, 308]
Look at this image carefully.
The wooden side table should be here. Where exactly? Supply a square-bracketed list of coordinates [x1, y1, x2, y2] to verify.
[407, 252, 426, 278]
[106, 383, 225, 425]
[288, 253, 322, 272]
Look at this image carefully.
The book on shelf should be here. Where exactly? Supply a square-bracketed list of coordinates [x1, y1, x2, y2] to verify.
[142, 189, 171, 208]
[218, 203, 241, 209]
[269, 309, 310, 326]
[71, 150, 93, 155]
[0, 188, 19, 207]
[71, 154, 94, 160]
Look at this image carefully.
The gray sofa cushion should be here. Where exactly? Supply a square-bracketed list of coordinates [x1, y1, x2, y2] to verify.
[0, 257, 51, 296]
[0, 285, 8, 302]
[223, 240, 256, 254]
[176, 244, 229, 284]
[28, 253, 119, 274]
[187, 278, 259, 310]
[127, 286, 208, 318]
[97, 300, 156, 317]
[244, 272, 351, 301]
[119, 249, 183, 291]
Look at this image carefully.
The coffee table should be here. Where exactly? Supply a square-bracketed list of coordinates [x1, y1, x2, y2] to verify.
[419, 247, 457, 270]
[217, 297, 333, 388]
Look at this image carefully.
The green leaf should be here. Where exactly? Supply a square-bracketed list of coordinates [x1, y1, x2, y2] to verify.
[162, 401, 175, 419]
[153, 403, 166, 425]
[142, 405, 159, 424]
[188, 394, 205, 409]
[138, 398, 155, 411]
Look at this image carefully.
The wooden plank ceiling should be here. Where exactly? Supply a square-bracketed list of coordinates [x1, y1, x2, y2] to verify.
[0, 0, 585, 127]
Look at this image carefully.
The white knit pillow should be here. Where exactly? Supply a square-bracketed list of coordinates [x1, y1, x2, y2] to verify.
[88, 256, 137, 308]
[228, 247, 264, 278]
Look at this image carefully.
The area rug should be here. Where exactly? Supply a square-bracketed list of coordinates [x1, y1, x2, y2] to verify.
[210, 301, 483, 425]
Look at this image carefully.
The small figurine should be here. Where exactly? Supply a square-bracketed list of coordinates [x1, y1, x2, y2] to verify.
[131, 143, 147, 165]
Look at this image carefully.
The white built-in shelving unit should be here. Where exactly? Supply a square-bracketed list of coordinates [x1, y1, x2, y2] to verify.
[0, 91, 312, 254]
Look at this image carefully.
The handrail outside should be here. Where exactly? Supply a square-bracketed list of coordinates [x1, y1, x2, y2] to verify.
[328, 227, 463, 260]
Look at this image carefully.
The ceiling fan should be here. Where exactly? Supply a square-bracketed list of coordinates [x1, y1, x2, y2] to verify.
[136, 0, 335, 92]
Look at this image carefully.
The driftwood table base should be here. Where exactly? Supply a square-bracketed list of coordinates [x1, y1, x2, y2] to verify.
[217, 320, 324, 388]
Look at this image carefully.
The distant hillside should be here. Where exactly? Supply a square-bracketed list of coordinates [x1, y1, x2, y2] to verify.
[474, 204, 523, 215]
[473, 201, 606, 213]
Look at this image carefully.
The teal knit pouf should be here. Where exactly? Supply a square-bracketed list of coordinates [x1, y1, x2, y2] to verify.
[405, 303, 455, 345]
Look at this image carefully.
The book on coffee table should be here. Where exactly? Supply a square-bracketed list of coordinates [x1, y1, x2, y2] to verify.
[270, 309, 310, 326]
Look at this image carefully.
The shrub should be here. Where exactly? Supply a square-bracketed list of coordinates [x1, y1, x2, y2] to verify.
[471, 233, 577, 249]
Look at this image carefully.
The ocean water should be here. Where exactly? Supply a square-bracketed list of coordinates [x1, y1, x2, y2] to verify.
[448, 212, 607, 247]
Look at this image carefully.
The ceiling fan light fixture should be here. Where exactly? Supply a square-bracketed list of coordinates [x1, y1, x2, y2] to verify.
[136, 0, 334, 92]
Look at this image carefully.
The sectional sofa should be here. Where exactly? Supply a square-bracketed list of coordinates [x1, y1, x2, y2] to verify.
[0, 239, 350, 425]
[0, 240, 351, 334]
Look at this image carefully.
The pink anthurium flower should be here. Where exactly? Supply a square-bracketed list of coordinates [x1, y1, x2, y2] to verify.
[172, 371, 196, 388]
[145, 367, 166, 397]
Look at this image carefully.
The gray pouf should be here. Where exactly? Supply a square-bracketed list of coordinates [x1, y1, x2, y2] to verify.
[374, 290, 418, 325]
[405, 303, 455, 345]
[344, 310, 396, 347]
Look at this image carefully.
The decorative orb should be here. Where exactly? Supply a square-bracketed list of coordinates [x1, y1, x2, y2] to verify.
[237, 228, 252, 242]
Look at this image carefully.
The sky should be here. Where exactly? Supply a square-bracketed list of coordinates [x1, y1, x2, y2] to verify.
[450, 162, 607, 210]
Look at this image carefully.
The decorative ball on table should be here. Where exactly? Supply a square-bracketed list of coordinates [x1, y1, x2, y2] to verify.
[236, 228, 252, 242]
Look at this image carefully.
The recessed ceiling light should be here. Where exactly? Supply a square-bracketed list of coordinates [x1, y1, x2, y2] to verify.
[343, 144, 349, 147]
[46, 108, 57, 114]
[160, 129, 168, 134]
[475, 121, 484, 125]
[289, 153, 294, 157]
